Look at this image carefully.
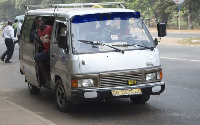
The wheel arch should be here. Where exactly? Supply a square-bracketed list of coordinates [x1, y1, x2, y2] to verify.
[55, 75, 62, 83]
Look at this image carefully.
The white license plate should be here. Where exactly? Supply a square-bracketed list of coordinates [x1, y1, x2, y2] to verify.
[111, 88, 142, 96]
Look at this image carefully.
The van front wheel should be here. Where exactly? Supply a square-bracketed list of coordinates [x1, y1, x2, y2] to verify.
[55, 80, 74, 113]
[130, 95, 150, 104]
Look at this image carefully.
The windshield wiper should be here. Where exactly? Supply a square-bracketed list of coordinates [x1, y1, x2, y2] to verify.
[78, 40, 124, 54]
[113, 44, 154, 51]
[78, 40, 100, 48]
[105, 44, 124, 54]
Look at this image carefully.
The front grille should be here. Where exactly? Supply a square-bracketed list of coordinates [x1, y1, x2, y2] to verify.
[100, 73, 142, 87]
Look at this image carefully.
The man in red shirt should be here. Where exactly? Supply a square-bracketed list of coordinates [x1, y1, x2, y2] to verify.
[34, 16, 52, 86]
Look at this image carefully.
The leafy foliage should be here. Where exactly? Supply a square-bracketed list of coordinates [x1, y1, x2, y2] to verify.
[0, 0, 199, 29]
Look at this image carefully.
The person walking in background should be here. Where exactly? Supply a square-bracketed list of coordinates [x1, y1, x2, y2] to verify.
[14, 20, 23, 45]
[13, 19, 18, 37]
[1, 20, 15, 63]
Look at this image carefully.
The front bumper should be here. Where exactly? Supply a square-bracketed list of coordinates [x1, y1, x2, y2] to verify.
[71, 81, 165, 103]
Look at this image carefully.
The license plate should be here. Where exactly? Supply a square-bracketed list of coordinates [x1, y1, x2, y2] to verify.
[128, 80, 137, 85]
[111, 88, 142, 96]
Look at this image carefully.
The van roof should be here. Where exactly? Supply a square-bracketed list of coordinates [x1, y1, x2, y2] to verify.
[26, 8, 136, 19]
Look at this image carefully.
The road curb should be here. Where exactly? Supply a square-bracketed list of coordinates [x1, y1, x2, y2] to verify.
[0, 96, 56, 125]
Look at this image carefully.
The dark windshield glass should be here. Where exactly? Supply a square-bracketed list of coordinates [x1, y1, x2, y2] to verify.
[71, 12, 153, 54]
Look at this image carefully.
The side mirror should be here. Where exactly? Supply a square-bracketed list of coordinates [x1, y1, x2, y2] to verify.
[157, 23, 167, 37]
[58, 34, 68, 49]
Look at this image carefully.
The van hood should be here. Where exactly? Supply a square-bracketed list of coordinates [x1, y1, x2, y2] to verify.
[77, 48, 160, 74]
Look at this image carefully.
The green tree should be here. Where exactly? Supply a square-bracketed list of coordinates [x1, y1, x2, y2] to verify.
[153, 0, 175, 26]
[1, 0, 200, 29]
[182, 0, 200, 29]
[125, 0, 153, 18]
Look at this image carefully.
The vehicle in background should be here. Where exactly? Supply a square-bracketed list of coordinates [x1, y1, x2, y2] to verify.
[15, 15, 24, 21]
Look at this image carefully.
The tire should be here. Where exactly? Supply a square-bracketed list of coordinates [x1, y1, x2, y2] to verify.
[55, 79, 74, 113]
[28, 83, 40, 94]
[130, 95, 150, 104]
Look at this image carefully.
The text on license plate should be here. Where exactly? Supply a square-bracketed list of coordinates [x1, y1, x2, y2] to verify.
[111, 88, 142, 96]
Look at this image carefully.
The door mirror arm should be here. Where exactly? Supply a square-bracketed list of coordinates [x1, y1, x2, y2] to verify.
[154, 38, 158, 46]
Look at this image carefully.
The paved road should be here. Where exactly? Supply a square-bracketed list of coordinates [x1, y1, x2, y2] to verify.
[0, 35, 200, 125]
[151, 31, 200, 38]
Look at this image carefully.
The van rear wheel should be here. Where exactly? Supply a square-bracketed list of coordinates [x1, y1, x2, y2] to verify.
[130, 95, 150, 104]
[28, 83, 40, 94]
[55, 79, 74, 113]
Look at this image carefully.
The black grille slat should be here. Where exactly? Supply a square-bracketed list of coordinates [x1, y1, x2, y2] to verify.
[100, 80, 142, 85]
[101, 78, 131, 82]
[100, 79, 142, 83]
[101, 76, 140, 81]
[102, 74, 140, 79]
[100, 73, 142, 87]
[101, 80, 132, 84]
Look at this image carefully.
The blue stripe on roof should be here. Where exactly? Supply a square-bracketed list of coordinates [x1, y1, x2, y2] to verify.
[72, 12, 140, 23]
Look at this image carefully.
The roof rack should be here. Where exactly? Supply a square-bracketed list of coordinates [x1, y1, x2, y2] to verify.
[24, 2, 126, 15]
[24, 4, 51, 13]
[24, 2, 125, 12]
[51, 2, 125, 8]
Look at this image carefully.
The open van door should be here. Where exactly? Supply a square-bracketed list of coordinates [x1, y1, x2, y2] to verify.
[50, 19, 71, 95]
[20, 17, 40, 88]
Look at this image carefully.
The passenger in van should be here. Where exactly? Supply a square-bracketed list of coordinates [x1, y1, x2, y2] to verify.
[34, 16, 53, 86]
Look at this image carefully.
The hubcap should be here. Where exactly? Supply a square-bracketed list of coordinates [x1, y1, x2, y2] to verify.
[56, 85, 66, 107]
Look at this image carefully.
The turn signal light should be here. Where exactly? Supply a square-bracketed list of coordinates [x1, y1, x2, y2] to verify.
[71, 80, 78, 88]
[157, 71, 163, 80]
[160, 71, 163, 79]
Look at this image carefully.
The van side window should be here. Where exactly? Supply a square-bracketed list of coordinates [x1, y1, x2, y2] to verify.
[55, 22, 67, 44]
[24, 19, 34, 43]
[30, 22, 37, 43]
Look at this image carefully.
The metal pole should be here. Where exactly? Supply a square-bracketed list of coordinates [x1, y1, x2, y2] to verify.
[179, 5, 180, 30]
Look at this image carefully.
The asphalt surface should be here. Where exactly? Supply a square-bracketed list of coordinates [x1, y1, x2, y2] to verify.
[0, 31, 200, 125]
[151, 31, 200, 38]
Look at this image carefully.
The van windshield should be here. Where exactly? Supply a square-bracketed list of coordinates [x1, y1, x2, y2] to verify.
[71, 12, 154, 54]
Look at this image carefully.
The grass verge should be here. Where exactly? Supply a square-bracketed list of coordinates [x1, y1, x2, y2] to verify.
[178, 38, 200, 45]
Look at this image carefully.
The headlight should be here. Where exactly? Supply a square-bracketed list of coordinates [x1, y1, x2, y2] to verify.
[78, 79, 94, 87]
[145, 71, 163, 82]
[71, 79, 94, 88]
[145, 73, 156, 82]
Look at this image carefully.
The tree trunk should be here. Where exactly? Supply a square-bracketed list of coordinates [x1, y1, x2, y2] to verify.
[198, 11, 200, 26]
[160, 13, 169, 26]
[198, 17, 200, 26]
[187, 8, 193, 29]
